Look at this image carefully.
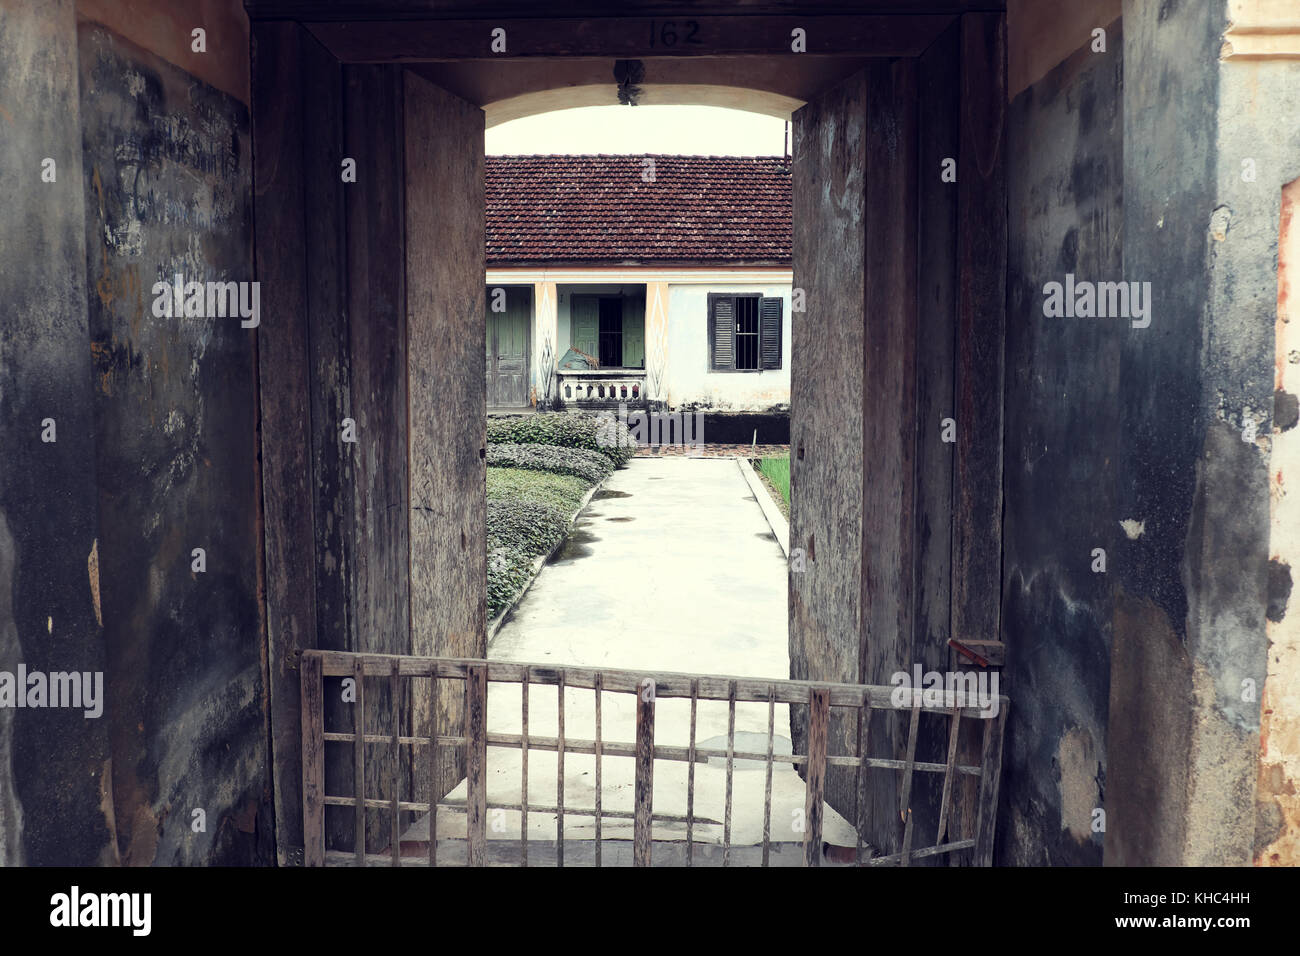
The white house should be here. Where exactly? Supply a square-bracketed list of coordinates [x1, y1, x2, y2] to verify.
[485, 154, 792, 413]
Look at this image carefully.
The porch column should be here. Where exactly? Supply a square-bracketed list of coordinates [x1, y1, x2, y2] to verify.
[645, 281, 670, 404]
[534, 281, 557, 409]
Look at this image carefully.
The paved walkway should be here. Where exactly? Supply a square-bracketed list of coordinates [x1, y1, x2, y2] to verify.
[427, 457, 857, 856]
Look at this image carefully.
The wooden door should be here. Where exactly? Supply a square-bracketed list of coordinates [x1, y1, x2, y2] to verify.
[487, 288, 529, 407]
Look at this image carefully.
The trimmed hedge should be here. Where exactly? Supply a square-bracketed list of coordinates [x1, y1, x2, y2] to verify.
[487, 466, 591, 513]
[487, 412, 636, 467]
[487, 545, 533, 618]
[486, 443, 613, 485]
[486, 498, 570, 559]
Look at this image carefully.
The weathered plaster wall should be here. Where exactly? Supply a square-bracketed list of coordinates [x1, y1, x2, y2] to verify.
[1003, 0, 1291, 865]
[1001, 12, 1122, 867]
[0, 0, 114, 866]
[1107, 0, 1266, 868]
[1211, 7, 1300, 867]
[0, 0, 270, 865]
[1263, 176, 1300, 866]
[77, 18, 271, 865]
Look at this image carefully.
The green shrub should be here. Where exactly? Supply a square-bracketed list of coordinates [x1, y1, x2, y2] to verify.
[487, 443, 613, 484]
[487, 467, 591, 513]
[487, 412, 636, 466]
[487, 545, 533, 618]
[486, 498, 570, 558]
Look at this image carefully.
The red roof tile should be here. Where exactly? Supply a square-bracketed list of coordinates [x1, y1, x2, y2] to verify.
[486, 154, 792, 265]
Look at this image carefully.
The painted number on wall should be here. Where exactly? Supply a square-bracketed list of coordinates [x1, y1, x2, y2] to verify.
[647, 20, 703, 48]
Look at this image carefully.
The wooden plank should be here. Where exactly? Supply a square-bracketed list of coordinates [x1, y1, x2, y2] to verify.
[634, 680, 656, 867]
[353, 657, 367, 865]
[936, 705, 962, 843]
[521, 666, 529, 868]
[723, 680, 737, 867]
[249, 1, 1004, 19]
[300, 652, 325, 866]
[344, 63, 413, 821]
[859, 53, 920, 857]
[302, 32, 354, 660]
[898, 702, 922, 866]
[789, 68, 867, 778]
[251, 19, 315, 867]
[804, 688, 830, 867]
[307, 650, 1008, 714]
[428, 662, 439, 868]
[404, 71, 487, 799]
[951, 10, 1007, 862]
[306, 15, 956, 63]
[854, 695, 867, 864]
[299, 30, 366, 855]
[687, 679, 698, 866]
[763, 686, 776, 867]
[973, 706, 1008, 866]
[912, 18, 962, 857]
[556, 670, 565, 867]
[465, 663, 488, 867]
[390, 662, 401, 866]
[594, 672, 603, 866]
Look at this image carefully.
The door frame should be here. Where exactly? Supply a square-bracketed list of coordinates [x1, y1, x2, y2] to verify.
[487, 284, 533, 410]
[249, 5, 1007, 865]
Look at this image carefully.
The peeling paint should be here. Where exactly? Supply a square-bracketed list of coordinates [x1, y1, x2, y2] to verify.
[87, 538, 101, 628]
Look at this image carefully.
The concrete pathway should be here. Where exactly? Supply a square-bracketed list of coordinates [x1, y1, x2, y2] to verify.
[429, 457, 857, 855]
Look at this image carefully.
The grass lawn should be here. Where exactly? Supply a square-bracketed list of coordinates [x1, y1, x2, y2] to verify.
[757, 455, 790, 505]
[752, 455, 790, 520]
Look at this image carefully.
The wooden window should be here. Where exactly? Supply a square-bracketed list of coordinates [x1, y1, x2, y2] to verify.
[709, 293, 783, 371]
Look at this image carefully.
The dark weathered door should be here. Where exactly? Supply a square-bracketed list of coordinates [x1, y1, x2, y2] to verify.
[789, 14, 1005, 862]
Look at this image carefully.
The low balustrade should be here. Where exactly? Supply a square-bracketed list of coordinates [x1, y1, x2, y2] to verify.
[556, 369, 648, 409]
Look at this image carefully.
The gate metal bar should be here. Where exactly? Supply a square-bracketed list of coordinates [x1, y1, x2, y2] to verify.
[301, 650, 1008, 867]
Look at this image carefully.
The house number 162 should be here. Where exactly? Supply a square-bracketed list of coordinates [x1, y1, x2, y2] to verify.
[647, 20, 703, 48]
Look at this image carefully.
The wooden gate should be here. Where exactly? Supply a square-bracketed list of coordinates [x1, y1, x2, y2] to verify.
[300, 650, 1007, 867]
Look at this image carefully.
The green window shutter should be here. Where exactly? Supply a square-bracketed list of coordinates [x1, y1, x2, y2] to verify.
[710, 294, 735, 371]
[759, 296, 783, 370]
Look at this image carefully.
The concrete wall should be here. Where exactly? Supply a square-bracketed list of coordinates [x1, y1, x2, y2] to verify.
[663, 283, 791, 410]
[1000, 7, 1122, 867]
[0, 0, 272, 865]
[0, 0, 113, 866]
[1001, 0, 1298, 865]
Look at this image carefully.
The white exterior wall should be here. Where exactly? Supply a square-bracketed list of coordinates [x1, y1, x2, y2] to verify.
[662, 282, 792, 409]
[486, 267, 793, 411]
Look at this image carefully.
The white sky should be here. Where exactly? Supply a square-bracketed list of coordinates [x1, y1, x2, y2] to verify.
[485, 105, 788, 156]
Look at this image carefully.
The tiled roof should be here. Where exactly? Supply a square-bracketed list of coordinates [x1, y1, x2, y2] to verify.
[486, 154, 792, 265]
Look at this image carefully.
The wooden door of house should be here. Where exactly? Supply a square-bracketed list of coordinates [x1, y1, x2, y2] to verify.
[487, 288, 530, 407]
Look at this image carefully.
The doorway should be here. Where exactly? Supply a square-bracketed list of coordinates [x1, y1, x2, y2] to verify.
[250, 6, 1007, 867]
[488, 286, 531, 408]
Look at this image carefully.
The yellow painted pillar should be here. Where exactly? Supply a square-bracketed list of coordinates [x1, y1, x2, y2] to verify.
[534, 280, 557, 409]
[645, 281, 669, 405]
